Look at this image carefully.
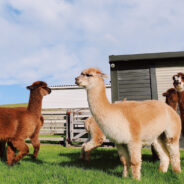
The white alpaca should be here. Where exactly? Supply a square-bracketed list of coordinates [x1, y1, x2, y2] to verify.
[75, 68, 181, 180]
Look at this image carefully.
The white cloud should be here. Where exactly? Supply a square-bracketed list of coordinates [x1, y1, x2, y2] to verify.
[0, 0, 184, 85]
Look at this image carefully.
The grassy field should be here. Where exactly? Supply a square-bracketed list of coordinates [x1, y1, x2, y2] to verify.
[0, 103, 27, 107]
[0, 145, 183, 184]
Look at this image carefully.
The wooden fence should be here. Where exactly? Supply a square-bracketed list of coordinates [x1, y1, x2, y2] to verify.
[40, 108, 111, 146]
[66, 108, 91, 145]
[40, 109, 67, 142]
[40, 108, 90, 144]
[40, 108, 184, 148]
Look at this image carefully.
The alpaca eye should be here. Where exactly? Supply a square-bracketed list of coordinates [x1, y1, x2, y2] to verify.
[182, 76, 184, 81]
[86, 74, 93, 77]
[81, 73, 93, 77]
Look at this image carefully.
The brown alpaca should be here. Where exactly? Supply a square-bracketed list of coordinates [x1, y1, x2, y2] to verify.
[162, 88, 178, 111]
[173, 72, 184, 135]
[0, 81, 51, 165]
[0, 141, 6, 159]
[0, 109, 44, 160]
[76, 68, 181, 180]
[151, 88, 179, 161]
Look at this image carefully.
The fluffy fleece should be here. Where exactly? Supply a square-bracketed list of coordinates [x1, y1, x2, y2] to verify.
[0, 81, 51, 165]
[75, 68, 181, 180]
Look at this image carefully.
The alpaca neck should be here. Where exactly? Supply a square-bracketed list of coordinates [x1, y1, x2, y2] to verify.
[27, 92, 42, 116]
[166, 99, 177, 111]
[177, 91, 184, 113]
[87, 82, 110, 121]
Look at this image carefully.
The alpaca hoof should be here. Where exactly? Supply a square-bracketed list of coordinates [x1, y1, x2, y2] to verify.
[7, 161, 15, 166]
[122, 171, 128, 178]
[173, 167, 181, 173]
[7, 162, 13, 166]
[32, 155, 37, 159]
[79, 155, 84, 160]
[133, 175, 141, 181]
[84, 158, 90, 162]
[158, 166, 168, 173]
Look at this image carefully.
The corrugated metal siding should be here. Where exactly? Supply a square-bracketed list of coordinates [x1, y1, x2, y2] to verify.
[117, 69, 152, 101]
[156, 65, 184, 102]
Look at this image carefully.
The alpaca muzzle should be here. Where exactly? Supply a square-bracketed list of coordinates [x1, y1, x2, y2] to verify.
[173, 80, 179, 85]
[75, 77, 80, 85]
[47, 87, 52, 94]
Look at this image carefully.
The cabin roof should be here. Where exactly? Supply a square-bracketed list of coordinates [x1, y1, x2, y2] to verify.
[109, 51, 184, 63]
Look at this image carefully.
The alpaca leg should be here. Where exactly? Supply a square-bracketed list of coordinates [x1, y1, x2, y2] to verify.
[11, 139, 29, 164]
[151, 144, 159, 161]
[0, 141, 6, 159]
[80, 144, 86, 160]
[152, 138, 169, 172]
[116, 144, 130, 178]
[128, 142, 142, 180]
[7, 142, 16, 165]
[83, 141, 95, 161]
[30, 126, 41, 158]
[81, 140, 101, 161]
[80, 142, 91, 161]
[165, 138, 181, 173]
[30, 136, 40, 158]
[84, 151, 91, 161]
[181, 119, 184, 136]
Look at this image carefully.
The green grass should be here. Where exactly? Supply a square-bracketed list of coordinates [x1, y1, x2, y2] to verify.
[0, 145, 184, 184]
[39, 134, 62, 138]
[0, 103, 27, 107]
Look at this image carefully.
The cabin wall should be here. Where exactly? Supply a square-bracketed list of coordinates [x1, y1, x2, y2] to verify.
[42, 87, 112, 109]
[155, 63, 184, 101]
[110, 63, 157, 102]
[116, 68, 152, 101]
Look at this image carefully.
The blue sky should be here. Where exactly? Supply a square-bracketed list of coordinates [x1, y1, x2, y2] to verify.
[0, 0, 184, 105]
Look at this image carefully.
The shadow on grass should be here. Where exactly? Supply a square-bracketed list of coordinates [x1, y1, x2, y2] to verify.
[142, 154, 155, 162]
[58, 148, 155, 177]
[59, 149, 122, 177]
[23, 155, 45, 165]
[1, 153, 46, 165]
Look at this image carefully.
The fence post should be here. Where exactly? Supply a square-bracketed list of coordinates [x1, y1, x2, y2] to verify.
[70, 110, 74, 144]
[65, 109, 72, 147]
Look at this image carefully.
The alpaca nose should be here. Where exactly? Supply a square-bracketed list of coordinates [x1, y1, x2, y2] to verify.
[48, 88, 52, 94]
[75, 77, 79, 84]
[174, 80, 179, 85]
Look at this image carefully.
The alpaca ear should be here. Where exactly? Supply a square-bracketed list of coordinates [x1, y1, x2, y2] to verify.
[162, 92, 167, 97]
[97, 72, 109, 79]
[27, 85, 34, 90]
[102, 73, 109, 79]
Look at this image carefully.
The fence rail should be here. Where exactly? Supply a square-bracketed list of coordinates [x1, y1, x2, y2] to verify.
[40, 108, 184, 148]
[41, 109, 67, 136]
[40, 108, 111, 146]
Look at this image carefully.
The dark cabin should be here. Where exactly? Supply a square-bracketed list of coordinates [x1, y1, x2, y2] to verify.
[109, 51, 184, 102]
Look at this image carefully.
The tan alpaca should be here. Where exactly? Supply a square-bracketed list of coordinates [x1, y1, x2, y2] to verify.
[75, 68, 181, 180]
[81, 99, 127, 161]
[80, 116, 106, 161]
